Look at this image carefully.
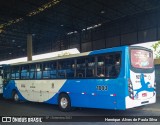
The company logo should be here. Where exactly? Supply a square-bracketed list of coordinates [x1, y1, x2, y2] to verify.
[134, 74, 154, 98]
[1, 117, 42, 122]
[2, 117, 11, 122]
[30, 83, 35, 88]
[21, 84, 25, 88]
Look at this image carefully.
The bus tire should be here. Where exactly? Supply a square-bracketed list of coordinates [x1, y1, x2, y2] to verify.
[58, 93, 71, 112]
[12, 91, 19, 102]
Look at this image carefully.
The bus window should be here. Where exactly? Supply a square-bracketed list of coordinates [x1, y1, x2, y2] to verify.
[15, 66, 20, 79]
[115, 54, 121, 75]
[36, 63, 42, 79]
[86, 57, 95, 77]
[11, 66, 20, 79]
[105, 53, 121, 78]
[50, 62, 57, 78]
[76, 58, 86, 78]
[65, 59, 75, 78]
[105, 54, 114, 77]
[43, 63, 51, 79]
[21, 65, 29, 79]
[5, 67, 10, 80]
[58, 60, 66, 78]
[11, 68, 15, 79]
[30, 64, 36, 79]
[131, 49, 153, 69]
[97, 56, 105, 77]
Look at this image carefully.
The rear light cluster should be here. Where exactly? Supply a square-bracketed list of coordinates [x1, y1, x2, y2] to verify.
[128, 79, 134, 99]
[154, 82, 156, 90]
[153, 81, 156, 96]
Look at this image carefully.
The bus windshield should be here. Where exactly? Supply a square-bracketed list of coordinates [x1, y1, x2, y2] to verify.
[130, 49, 153, 69]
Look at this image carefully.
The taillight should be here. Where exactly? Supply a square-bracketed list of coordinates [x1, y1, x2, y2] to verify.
[153, 81, 156, 96]
[142, 93, 147, 97]
[154, 81, 156, 90]
[128, 79, 134, 99]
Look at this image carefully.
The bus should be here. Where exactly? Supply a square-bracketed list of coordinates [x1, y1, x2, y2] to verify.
[2, 46, 156, 111]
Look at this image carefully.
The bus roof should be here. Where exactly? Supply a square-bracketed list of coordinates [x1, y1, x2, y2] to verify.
[11, 51, 90, 66]
[10, 45, 151, 66]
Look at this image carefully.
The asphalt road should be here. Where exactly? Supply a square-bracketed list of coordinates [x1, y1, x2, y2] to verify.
[0, 97, 160, 125]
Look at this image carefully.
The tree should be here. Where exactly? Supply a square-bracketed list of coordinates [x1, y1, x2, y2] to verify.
[151, 41, 160, 59]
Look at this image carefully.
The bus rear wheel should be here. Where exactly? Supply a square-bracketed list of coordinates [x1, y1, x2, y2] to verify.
[58, 93, 71, 112]
[12, 91, 19, 102]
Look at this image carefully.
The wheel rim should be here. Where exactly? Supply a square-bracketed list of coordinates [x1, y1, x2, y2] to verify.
[60, 97, 68, 109]
[14, 93, 19, 101]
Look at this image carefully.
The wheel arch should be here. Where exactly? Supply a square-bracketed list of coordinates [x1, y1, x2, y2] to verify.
[12, 89, 17, 97]
[58, 92, 72, 111]
[58, 92, 71, 103]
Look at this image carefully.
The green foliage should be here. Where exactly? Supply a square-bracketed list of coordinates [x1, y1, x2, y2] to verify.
[151, 41, 160, 59]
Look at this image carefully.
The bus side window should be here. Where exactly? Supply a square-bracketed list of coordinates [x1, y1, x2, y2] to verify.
[76, 58, 86, 78]
[105, 54, 113, 77]
[105, 53, 121, 78]
[43, 63, 51, 79]
[15, 66, 20, 79]
[21, 65, 29, 79]
[86, 57, 95, 77]
[36, 63, 42, 79]
[50, 62, 57, 78]
[64, 59, 75, 78]
[58, 60, 66, 78]
[115, 54, 121, 75]
[30, 64, 36, 79]
[6, 68, 10, 80]
[11, 67, 15, 79]
[97, 56, 105, 77]
[11, 66, 20, 79]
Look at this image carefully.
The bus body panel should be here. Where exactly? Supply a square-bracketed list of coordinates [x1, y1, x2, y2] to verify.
[125, 71, 156, 109]
[60, 79, 125, 109]
[3, 78, 126, 110]
[3, 80, 66, 102]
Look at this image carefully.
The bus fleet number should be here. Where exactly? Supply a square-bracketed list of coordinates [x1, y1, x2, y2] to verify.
[96, 85, 108, 91]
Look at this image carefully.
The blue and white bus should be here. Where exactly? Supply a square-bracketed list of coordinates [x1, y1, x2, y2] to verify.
[2, 46, 156, 111]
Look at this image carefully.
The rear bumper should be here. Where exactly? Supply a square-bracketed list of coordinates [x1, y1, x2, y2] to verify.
[125, 94, 156, 109]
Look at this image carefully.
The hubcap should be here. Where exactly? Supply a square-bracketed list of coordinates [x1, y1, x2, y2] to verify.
[14, 93, 19, 101]
[60, 97, 68, 109]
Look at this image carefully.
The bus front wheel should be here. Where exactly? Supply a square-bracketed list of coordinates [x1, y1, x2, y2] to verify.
[58, 93, 71, 112]
[12, 91, 19, 102]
